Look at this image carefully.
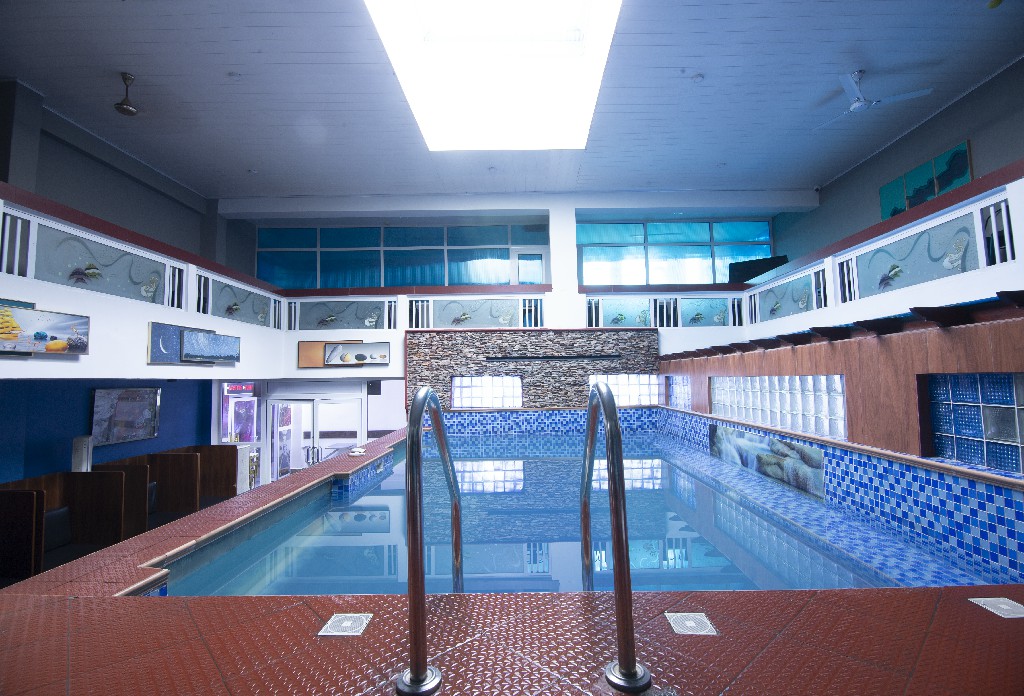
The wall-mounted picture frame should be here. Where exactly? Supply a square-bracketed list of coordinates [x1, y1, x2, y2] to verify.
[91, 387, 161, 446]
[0, 304, 90, 355]
[180, 328, 241, 363]
[148, 322, 183, 364]
[148, 322, 240, 364]
[324, 341, 390, 366]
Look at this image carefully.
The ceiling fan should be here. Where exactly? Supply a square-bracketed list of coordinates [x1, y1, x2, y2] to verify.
[815, 69, 933, 129]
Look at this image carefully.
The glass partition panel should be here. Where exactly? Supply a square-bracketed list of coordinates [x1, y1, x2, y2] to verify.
[448, 248, 510, 285]
[580, 245, 646, 284]
[256, 251, 317, 289]
[447, 226, 508, 246]
[713, 244, 772, 282]
[383, 226, 444, 247]
[257, 228, 318, 248]
[383, 249, 445, 286]
[647, 245, 713, 284]
[320, 227, 381, 248]
[647, 222, 711, 243]
[576, 223, 644, 245]
[713, 221, 771, 242]
[320, 250, 381, 288]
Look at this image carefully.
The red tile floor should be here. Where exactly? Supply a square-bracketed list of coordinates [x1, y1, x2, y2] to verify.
[2, 430, 1023, 695]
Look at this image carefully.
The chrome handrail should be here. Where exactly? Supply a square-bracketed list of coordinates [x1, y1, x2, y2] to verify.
[579, 382, 652, 694]
[396, 386, 464, 696]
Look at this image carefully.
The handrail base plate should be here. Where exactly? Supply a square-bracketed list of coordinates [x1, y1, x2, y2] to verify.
[396, 666, 442, 695]
[605, 661, 652, 693]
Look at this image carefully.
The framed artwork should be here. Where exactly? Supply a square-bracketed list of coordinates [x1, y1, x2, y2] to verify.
[149, 322, 240, 364]
[91, 388, 161, 446]
[148, 322, 182, 364]
[0, 305, 89, 354]
[180, 329, 241, 363]
[324, 341, 390, 366]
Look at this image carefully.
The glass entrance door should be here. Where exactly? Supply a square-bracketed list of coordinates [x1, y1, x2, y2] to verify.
[315, 398, 364, 461]
[268, 398, 365, 480]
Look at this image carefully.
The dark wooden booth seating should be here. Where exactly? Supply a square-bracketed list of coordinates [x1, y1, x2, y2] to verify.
[166, 445, 239, 508]
[94, 452, 201, 538]
[92, 444, 239, 538]
[0, 471, 125, 583]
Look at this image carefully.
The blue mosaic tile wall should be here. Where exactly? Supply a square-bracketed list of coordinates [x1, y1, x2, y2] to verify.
[331, 451, 395, 505]
[437, 407, 661, 436]
[655, 408, 1024, 584]
[928, 373, 1024, 474]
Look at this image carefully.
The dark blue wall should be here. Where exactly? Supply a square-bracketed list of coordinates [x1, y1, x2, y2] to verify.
[0, 379, 212, 483]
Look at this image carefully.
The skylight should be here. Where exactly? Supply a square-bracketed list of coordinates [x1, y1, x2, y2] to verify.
[364, 0, 622, 151]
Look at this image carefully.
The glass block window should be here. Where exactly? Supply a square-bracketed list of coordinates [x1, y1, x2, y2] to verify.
[589, 374, 663, 406]
[451, 375, 523, 409]
[577, 220, 771, 285]
[257, 223, 548, 289]
[667, 375, 692, 410]
[710, 375, 847, 440]
[927, 373, 1024, 473]
[591, 459, 663, 490]
[454, 460, 524, 493]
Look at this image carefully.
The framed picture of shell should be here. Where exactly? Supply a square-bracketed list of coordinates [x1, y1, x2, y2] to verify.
[325, 342, 390, 366]
[297, 340, 390, 368]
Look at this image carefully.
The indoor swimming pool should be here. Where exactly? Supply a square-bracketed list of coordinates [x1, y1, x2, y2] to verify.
[160, 431, 989, 596]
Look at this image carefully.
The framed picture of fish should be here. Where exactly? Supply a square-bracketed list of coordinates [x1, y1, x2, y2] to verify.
[0, 304, 90, 355]
[324, 341, 390, 366]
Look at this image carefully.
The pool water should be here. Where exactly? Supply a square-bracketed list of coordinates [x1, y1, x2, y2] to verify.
[163, 433, 987, 596]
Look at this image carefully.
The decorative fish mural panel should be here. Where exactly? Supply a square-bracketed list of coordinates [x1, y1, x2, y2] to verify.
[855, 213, 978, 299]
[677, 298, 731, 327]
[757, 275, 814, 322]
[600, 297, 651, 327]
[212, 280, 273, 326]
[434, 299, 519, 328]
[298, 300, 387, 330]
[34, 224, 166, 304]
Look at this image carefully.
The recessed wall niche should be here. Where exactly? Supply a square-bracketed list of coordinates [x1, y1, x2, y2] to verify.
[927, 373, 1024, 474]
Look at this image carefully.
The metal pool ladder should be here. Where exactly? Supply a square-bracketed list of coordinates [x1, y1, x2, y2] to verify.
[396, 386, 464, 696]
[580, 382, 653, 694]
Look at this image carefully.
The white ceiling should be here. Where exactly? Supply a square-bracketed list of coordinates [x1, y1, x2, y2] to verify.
[1, 1, 1023, 215]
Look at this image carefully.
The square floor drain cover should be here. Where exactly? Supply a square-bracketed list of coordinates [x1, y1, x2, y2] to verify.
[969, 597, 1024, 618]
[665, 612, 718, 635]
[318, 613, 373, 636]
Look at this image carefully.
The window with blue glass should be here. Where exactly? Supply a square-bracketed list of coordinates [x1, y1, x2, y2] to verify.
[576, 220, 771, 285]
[256, 223, 548, 289]
[927, 373, 1024, 474]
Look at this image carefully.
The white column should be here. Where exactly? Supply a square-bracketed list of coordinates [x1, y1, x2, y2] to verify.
[544, 199, 587, 328]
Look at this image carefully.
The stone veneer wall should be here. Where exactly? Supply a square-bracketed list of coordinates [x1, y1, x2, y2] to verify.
[405, 329, 659, 409]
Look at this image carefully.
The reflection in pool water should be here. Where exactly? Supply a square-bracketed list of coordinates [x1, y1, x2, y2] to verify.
[163, 433, 986, 596]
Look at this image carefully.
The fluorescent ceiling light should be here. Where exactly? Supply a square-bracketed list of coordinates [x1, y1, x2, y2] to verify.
[365, 0, 622, 151]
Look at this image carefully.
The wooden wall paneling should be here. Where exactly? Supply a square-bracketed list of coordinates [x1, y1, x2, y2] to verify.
[875, 333, 925, 455]
[923, 325, 972, 374]
[970, 320, 1024, 373]
[987, 319, 1024, 371]
[660, 318, 1023, 456]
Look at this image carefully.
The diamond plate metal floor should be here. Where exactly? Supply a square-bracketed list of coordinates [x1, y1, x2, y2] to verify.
[2, 585, 1023, 695]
